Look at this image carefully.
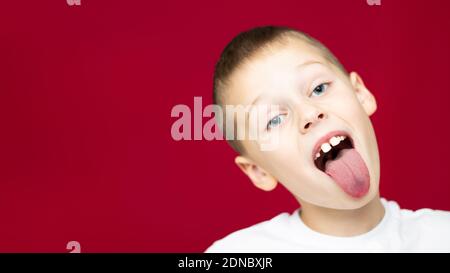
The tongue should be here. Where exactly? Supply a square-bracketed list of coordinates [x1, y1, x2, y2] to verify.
[325, 148, 370, 198]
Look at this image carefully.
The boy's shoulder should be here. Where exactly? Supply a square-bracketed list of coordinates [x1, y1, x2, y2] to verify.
[204, 210, 297, 253]
[387, 199, 450, 248]
[395, 201, 450, 233]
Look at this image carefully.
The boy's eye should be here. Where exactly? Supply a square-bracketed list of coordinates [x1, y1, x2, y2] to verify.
[266, 114, 286, 130]
[311, 83, 329, 96]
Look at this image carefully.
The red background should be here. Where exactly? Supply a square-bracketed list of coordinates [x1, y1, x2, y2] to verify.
[0, 0, 449, 252]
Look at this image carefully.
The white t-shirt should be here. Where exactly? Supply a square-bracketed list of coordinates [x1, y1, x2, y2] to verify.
[205, 198, 450, 252]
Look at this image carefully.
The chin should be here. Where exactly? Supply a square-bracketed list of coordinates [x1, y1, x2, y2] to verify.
[303, 176, 380, 210]
[331, 178, 381, 210]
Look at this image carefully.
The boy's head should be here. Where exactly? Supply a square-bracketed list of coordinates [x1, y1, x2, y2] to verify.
[213, 26, 380, 210]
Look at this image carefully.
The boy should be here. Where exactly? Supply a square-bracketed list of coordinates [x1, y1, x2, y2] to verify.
[205, 26, 450, 252]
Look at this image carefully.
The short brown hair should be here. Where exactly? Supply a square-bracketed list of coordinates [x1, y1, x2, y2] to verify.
[213, 26, 347, 154]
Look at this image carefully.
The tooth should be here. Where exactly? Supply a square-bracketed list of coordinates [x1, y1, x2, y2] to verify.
[321, 143, 332, 153]
[315, 153, 320, 159]
[329, 136, 341, 146]
[341, 136, 346, 140]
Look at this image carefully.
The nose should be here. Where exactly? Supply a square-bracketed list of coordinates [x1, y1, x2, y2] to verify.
[299, 105, 326, 134]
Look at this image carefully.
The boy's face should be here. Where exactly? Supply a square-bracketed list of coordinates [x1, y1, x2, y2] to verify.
[227, 37, 380, 209]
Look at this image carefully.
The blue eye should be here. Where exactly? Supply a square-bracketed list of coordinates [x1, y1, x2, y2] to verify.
[312, 83, 329, 96]
[266, 114, 285, 130]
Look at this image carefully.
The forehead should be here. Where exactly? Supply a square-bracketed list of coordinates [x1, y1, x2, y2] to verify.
[226, 39, 330, 106]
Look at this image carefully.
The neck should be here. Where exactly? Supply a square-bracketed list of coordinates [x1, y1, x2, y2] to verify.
[298, 195, 385, 237]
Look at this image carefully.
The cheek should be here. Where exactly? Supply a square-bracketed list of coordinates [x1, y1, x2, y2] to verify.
[254, 139, 301, 178]
[262, 139, 314, 187]
[328, 89, 368, 124]
[332, 93, 375, 151]
[338, 91, 373, 129]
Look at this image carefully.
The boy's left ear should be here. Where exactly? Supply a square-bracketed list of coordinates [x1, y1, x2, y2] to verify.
[349, 72, 377, 116]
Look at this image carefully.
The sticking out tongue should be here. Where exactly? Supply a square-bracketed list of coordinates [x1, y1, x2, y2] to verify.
[325, 148, 370, 198]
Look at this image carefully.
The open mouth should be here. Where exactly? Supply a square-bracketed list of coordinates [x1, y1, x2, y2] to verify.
[311, 130, 370, 199]
[313, 133, 354, 172]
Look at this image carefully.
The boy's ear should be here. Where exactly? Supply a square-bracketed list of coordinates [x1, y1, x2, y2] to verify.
[234, 156, 277, 191]
[349, 72, 377, 116]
